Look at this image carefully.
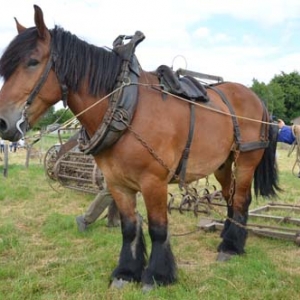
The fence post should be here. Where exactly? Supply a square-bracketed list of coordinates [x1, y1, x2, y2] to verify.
[3, 144, 8, 177]
[25, 145, 32, 168]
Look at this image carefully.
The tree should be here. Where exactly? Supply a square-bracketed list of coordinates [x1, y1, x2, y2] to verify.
[32, 107, 75, 131]
[270, 71, 300, 122]
[54, 109, 75, 125]
[251, 78, 285, 120]
[32, 106, 56, 130]
[266, 81, 286, 120]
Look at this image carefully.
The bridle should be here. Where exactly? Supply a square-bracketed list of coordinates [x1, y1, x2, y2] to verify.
[16, 38, 68, 136]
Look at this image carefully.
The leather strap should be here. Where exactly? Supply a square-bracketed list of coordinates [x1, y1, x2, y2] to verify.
[207, 85, 269, 151]
[26, 52, 56, 105]
[173, 101, 196, 188]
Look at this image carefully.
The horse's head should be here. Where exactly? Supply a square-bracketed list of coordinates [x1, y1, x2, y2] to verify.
[0, 5, 63, 141]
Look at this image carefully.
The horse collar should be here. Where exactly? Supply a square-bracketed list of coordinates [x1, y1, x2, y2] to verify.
[78, 31, 145, 155]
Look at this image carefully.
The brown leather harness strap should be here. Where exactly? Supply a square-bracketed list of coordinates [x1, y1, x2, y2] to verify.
[172, 84, 270, 187]
[173, 100, 195, 188]
[207, 85, 270, 151]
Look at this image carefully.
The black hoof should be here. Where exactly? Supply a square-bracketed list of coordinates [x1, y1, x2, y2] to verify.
[142, 283, 155, 293]
[110, 278, 130, 289]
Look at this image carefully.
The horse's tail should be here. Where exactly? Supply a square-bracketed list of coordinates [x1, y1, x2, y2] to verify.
[254, 123, 282, 198]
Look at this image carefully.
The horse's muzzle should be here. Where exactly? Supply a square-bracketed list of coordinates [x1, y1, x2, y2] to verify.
[0, 115, 25, 141]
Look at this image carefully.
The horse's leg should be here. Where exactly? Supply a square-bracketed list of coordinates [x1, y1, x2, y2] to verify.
[110, 190, 147, 288]
[214, 153, 254, 260]
[141, 182, 177, 289]
[214, 157, 235, 247]
[107, 200, 120, 227]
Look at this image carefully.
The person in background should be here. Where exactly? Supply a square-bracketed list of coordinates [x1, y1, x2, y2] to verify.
[12, 141, 18, 152]
[277, 119, 296, 145]
[277, 118, 300, 178]
[18, 138, 25, 149]
[0, 138, 4, 153]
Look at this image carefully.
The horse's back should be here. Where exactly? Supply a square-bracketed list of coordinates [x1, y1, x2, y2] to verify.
[214, 82, 264, 114]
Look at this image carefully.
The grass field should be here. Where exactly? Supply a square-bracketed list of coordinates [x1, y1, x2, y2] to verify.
[1, 138, 300, 300]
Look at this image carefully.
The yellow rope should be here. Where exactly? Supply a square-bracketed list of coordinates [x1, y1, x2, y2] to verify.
[137, 81, 277, 126]
[36, 80, 279, 142]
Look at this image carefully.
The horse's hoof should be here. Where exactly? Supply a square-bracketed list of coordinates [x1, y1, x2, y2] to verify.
[142, 284, 154, 293]
[217, 251, 233, 262]
[110, 278, 129, 289]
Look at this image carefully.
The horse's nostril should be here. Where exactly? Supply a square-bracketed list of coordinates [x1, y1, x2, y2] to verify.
[0, 118, 8, 132]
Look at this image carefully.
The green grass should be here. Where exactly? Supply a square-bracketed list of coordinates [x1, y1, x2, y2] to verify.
[1, 140, 300, 299]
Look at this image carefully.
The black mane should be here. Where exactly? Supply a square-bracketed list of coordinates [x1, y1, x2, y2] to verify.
[0, 26, 123, 96]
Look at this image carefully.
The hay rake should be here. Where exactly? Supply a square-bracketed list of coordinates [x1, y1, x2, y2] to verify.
[167, 182, 300, 245]
[167, 184, 225, 216]
[44, 129, 105, 194]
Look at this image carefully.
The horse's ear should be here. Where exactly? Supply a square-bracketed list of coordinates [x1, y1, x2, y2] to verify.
[14, 17, 26, 34]
[33, 4, 49, 40]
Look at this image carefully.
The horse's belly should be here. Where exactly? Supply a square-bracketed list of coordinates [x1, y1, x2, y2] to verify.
[184, 140, 232, 180]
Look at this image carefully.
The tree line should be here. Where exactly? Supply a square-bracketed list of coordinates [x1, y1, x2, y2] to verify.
[251, 71, 300, 124]
[33, 107, 74, 131]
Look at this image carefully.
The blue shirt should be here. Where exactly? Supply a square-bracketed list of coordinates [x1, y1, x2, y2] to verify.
[277, 126, 295, 145]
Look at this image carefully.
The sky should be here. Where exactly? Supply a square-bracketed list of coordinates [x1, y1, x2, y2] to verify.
[0, 0, 300, 88]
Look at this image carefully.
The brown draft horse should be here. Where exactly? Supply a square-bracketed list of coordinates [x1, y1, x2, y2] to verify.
[0, 5, 280, 290]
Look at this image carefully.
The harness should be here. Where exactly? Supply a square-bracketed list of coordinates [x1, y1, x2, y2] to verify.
[16, 40, 68, 137]
[156, 72, 270, 187]
[78, 31, 145, 155]
[16, 31, 144, 155]
[17, 30, 270, 190]
[208, 85, 270, 152]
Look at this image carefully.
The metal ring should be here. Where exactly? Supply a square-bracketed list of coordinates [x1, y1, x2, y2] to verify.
[122, 77, 131, 86]
[113, 109, 130, 126]
[113, 110, 124, 122]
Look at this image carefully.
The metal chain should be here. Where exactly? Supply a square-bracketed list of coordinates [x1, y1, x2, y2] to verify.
[127, 123, 211, 195]
[228, 149, 240, 206]
[126, 123, 249, 232]
[127, 124, 177, 178]
[127, 124, 205, 196]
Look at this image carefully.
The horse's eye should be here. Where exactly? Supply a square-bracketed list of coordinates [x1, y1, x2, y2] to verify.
[27, 59, 39, 67]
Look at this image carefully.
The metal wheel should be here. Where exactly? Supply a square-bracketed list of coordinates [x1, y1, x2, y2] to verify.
[43, 144, 60, 181]
[43, 144, 64, 192]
